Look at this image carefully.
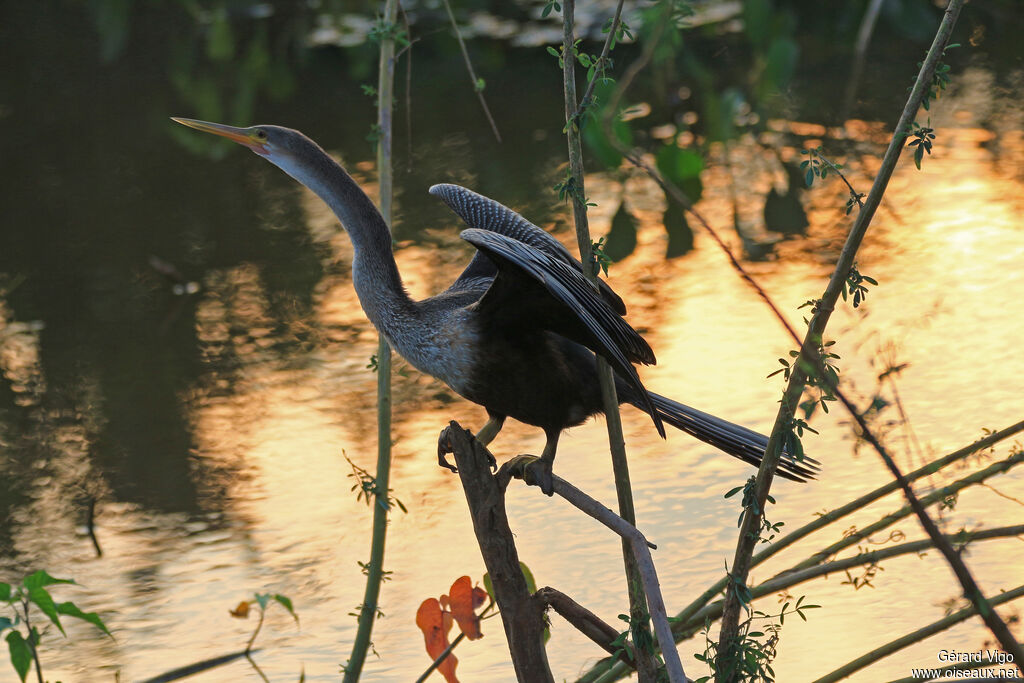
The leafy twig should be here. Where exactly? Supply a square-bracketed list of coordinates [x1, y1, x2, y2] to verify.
[440, 0, 502, 142]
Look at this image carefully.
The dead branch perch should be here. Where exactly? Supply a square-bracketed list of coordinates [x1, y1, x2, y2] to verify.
[446, 422, 555, 683]
[499, 455, 687, 683]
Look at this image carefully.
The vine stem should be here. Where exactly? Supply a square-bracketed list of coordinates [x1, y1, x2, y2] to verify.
[342, 0, 399, 678]
[440, 0, 502, 142]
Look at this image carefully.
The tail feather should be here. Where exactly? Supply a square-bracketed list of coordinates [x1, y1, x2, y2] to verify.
[648, 392, 821, 482]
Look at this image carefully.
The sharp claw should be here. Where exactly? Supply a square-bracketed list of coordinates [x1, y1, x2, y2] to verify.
[436, 426, 459, 473]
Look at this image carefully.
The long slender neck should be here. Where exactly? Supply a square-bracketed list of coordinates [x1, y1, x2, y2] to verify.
[272, 146, 414, 329]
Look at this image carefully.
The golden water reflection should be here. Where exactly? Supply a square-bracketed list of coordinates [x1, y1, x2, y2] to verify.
[10, 112, 1024, 681]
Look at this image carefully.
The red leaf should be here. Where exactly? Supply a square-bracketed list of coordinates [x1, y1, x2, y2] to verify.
[415, 598, 458, 682]
[228, 601, 250, 618]
[448, 576, 484, 641]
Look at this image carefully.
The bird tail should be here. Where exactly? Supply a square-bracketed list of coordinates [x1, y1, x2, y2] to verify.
[647, 392, 820, 482]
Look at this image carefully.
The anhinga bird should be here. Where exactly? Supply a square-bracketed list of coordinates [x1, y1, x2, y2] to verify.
[172, 118, 819, 493]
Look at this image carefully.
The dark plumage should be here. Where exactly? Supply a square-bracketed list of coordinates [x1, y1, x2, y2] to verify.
[173, 119, 820, 494]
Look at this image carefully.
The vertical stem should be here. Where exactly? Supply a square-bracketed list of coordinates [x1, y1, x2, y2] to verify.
[245, 606, 265, 654]
[560, 2, 659, 680]
[342, 1, 398, 679]
[23, 601, 44, 683]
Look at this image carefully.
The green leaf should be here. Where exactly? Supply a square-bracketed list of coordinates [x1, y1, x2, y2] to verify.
[546, 46, 559, 58]
[804, 168, 814, 187]
[0, 616, 13, 633]
[55, 602, 112, 637]
[482, 573, 495, 603]
[22, 571, 74, 591]
[914, 144, 924, 170]
[6, 630, 32, 682]
[254, 593, 270, 611]
[655, 145, 704, 202]
[603, 202, 638, 262]
[27, 587, 64, 636]
[0, 583, 11, 601]
[519, 562, 537, 596]
[272, 594, 299, 624]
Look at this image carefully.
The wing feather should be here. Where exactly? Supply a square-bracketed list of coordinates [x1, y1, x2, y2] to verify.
[461, 228, 664, 436]
[430, 183, 626, 314]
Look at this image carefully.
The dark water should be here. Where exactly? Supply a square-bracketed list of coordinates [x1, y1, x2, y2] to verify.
[1, 2, 1023, 681]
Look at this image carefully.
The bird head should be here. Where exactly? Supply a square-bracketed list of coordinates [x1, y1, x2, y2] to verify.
[172, 117, 340, 197]
[172, 117, 279, 155]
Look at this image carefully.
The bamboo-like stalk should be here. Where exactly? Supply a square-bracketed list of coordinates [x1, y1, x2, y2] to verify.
[668, 425, 1024, 636]
[559, 1, 662, 680]
[812, 584, 1024, 683]
[714, 1, 968, 670]
[342, 1, 399, 679]
[579, 522, 1024, 683]
[578, 433, 1024, 682]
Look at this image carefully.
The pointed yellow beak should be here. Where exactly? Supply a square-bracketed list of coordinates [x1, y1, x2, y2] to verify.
[172, 117, 268, 154]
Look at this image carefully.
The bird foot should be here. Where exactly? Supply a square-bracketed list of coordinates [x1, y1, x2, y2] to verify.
[436, 425, 498, 473]
[496, 454, 555, 496]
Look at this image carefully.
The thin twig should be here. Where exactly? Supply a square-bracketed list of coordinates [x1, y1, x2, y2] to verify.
[413, 632, 465, 683]
[547, 472, 687, 683]
[440, 0, 501, 143]
[245, 607, 264, 654]
[560, 1, 662, 680]
[573, 0, 626, 120]
[828, 379, 1024, 669]
[399, 1, 414, 170]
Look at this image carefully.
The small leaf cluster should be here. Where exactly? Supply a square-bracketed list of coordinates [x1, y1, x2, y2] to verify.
[916, 43, 959, 111]
[552, 171, 595, 207]
[844, 191, 865, 216]
[368, 18, 409, 48]
[591, 237, 612, 276]
[608, 610, 657, 668]
[540, 1, 561, 19]
[907, 120, 936, 170]
[841, 562, 882, 591]
[799, 146, 841, 188]
[345, 453, 407, 513]
[694, 595, 819, 682]
[601, 16, 634, 49]
[725, 477, 784, 544]
[842, 262, 878, 308]
[1, 571, 111, 683]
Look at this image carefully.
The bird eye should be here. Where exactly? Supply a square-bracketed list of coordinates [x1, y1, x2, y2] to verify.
[256, 129, 267, 140]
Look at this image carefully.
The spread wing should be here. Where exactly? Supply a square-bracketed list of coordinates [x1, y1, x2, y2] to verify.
[430, 183, 625, 313]
[460, 228, 664, 436]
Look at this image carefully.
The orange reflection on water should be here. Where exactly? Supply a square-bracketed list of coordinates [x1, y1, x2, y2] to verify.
[181, 114, 1024, 681]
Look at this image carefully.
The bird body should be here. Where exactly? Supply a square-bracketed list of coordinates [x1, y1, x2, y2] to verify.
[173, 118, 818, 489]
